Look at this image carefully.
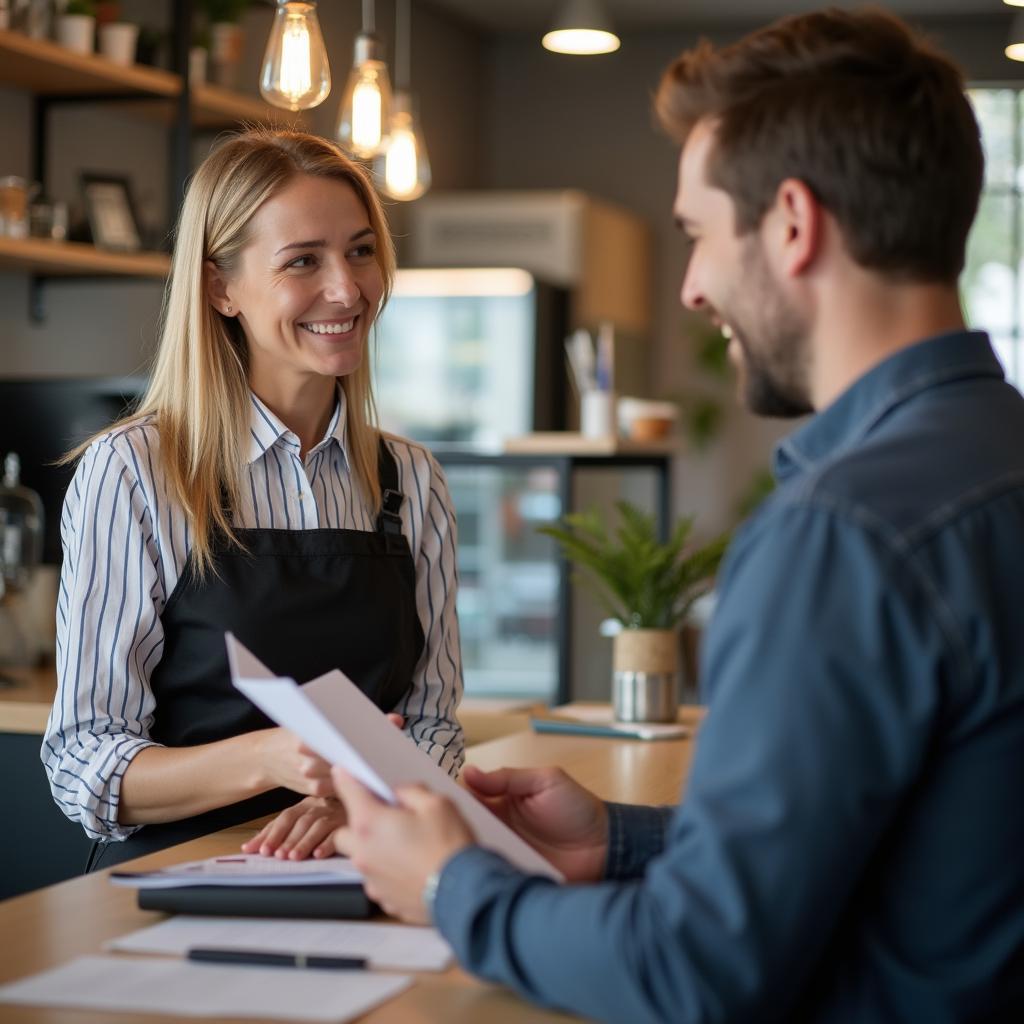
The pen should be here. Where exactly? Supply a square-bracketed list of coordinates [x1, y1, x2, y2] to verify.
[187, 948, 368, 970]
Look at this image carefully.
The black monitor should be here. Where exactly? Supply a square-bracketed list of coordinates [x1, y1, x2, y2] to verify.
[0, 377, 146, 565]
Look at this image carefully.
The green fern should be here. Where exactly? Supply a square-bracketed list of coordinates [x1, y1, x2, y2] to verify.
[539, 502, 730, 630]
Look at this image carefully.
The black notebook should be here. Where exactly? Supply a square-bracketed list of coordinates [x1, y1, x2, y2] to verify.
[137, 883, 375, 919]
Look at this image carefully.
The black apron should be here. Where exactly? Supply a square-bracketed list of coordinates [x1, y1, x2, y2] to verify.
[87, 441, 424, 870]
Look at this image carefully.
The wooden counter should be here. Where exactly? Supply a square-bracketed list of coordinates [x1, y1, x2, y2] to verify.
[0, 665, 56, 735]
[0, 719, 701, 1023]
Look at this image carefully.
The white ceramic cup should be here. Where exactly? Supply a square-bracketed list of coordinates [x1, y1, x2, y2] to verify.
[580, 389, 617, 439]
[55, 14, 95, 55]
[99, 22, 139, 66]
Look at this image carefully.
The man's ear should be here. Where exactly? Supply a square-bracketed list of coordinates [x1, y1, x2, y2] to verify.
[769, 178, 821, 279]
[203, 259, 235, 316]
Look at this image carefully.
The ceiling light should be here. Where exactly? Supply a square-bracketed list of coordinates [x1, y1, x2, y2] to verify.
[337, 0, 393, 159]
[259, 1, 331, 111]
[1007, 13, 1024, 61]
[542, 0, 620, 56]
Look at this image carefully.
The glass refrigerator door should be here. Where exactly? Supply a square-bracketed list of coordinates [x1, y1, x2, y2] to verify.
[444, 462, 561, 702]
[373, 268, 539, 448]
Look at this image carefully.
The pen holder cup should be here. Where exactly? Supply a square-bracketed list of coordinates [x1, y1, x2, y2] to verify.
[580, 390, 617, 439]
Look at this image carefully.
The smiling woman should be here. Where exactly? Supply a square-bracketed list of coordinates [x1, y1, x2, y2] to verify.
[42, 130, 465, 869]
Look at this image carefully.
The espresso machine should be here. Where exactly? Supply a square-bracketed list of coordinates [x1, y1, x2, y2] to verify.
[0, 452, 44, 681]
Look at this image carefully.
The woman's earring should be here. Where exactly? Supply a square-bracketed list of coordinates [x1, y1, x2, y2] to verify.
[225, 305, 233, 315]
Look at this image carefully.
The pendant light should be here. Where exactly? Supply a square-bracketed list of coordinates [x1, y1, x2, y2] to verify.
[337, 0, 393, 159]
[542, 0, 620, 56]
[379, 0, 431, 200]
[1008, 12, 1024, 60]
[259, 1, 331, 111]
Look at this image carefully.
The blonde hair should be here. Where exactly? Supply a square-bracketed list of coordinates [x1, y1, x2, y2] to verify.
[69, 128, 396, 577]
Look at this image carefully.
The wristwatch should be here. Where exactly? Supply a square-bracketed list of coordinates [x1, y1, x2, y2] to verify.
[421, 868, 443, 922]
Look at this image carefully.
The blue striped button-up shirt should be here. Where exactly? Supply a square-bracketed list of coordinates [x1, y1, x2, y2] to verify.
[43, 390, 464, 841]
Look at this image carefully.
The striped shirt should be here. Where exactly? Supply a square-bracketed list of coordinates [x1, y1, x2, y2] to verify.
[42, 390, 464, 841]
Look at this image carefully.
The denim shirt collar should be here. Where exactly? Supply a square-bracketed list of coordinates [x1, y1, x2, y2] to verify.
[773, 330, 1003, 483]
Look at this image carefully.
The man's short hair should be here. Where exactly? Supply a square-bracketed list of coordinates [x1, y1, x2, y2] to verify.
[656, 7, 984, 284]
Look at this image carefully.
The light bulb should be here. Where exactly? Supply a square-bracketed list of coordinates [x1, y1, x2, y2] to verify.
[259, 1, 331, 111]
[338, 34, 393, 159]
[379, 91, 431, 201]
[542, 28, 620, 55]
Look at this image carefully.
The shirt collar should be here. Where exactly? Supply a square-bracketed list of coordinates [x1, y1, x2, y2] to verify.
[245, 385, 350, 467]
[773, 330, 1003, 484]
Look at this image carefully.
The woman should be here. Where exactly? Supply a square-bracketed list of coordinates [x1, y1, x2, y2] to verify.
[42, 129, 464, 869]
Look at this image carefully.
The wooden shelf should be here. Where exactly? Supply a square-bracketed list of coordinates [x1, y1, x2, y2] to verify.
[0, 236, 169, 277]
[0, 28, 178, 97]
[0, 29, 300, 129]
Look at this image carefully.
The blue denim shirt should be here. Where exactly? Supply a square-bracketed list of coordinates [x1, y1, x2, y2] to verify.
[434, 331, 1024, 1023]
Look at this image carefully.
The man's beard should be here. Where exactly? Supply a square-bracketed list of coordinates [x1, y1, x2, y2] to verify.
[727, 241, 814, 419]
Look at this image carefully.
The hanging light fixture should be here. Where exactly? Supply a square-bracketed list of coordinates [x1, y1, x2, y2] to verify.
[1004, 1, 1024, 7]
[337, 0, 393, 159]
[259, 1, 331, 111]
[1007, 12, 1024, 60]
[542, 0, 620, 56]
[378, 0, 431, 200]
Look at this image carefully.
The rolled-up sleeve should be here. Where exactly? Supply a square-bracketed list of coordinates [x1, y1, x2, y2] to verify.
[392, 445, 465, 777]
[432, 500, 954, 1023]
[41, 438, 166, 841]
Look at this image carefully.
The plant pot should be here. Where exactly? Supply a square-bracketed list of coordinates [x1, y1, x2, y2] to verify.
[189, 45, 209, 86]
[612, 628, 679, 723]
[98, 22, 138, 66]
[210, 21, 244, 89]
[55, 14, 96, 54]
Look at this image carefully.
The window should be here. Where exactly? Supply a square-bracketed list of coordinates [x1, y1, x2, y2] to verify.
[964, 88, 1023, 389]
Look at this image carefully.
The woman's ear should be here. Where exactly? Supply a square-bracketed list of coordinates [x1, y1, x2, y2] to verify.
[203, 259, 235, 317]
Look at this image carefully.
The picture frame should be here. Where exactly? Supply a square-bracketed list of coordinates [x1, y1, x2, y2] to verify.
[79, 173, 142, 252]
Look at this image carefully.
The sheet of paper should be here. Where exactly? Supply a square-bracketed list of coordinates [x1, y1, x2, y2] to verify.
[227, 633, 563, 881]
[106, 916, 454, 972]
[110, 852, 364, 888]
[0, 955, 411, 1023]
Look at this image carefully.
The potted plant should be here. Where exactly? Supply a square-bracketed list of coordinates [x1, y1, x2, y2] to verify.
[199, 0, 251, 89]
[541, 502, 729, 722]
[55, 0, 96, 54]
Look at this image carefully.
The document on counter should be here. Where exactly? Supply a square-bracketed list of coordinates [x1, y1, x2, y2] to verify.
[0, 955, 411, 1023]
[106, 916, 454, 972]
[110, 853, 364, 888]
[226, 633, 563, 881]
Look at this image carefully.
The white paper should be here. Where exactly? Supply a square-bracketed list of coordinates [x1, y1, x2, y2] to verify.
[106, 916, 454, 972]
[226, 633, 563, 881]
[110, 853, 364, 889]
[0, 955, 411, 1022]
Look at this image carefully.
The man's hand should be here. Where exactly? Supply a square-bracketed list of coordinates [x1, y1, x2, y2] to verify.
[241, 796, 347, 860]
[461, 764, 609, 882]
[331, 768, 474, 924]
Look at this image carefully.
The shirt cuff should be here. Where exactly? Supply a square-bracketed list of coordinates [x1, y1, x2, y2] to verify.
[603, 802, 674, 880]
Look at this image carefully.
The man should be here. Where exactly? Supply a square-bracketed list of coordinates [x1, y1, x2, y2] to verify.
[332, 9, 1024, 1022]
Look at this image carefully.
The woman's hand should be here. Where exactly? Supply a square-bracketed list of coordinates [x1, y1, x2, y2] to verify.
[254, 728, 334, 797]
[241, 796, 347, 860]
[461, 764, 609, 882]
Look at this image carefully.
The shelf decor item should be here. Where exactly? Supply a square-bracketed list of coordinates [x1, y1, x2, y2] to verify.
[201, 0, 251, 88]
[98, 20, 138, 65]
[80, 172, 141, 251]
[540, 502, 729, 721]
[55, 0, 96, 54]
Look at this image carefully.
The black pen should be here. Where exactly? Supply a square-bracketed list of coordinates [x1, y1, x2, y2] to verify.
[187, 947, 368, 970]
